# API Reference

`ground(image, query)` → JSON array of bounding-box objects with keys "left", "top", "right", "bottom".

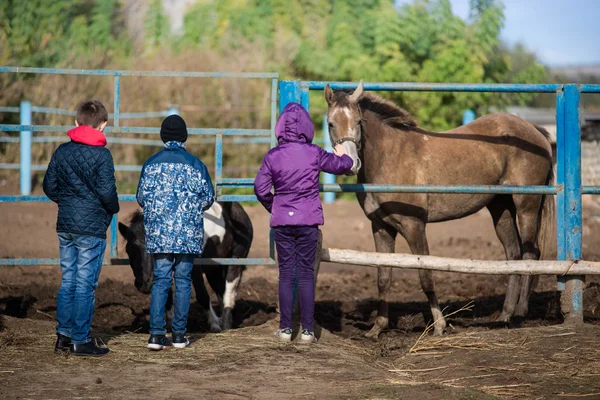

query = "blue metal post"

[
  {"left": 556, "top": 89, "right": 566, "bottom": 291},
  {"left": 19, "top": 101, "right": 32, "bottom": 196},
  {"left": 113, "top": 76, "right": 121, "bottom": 127},
  {"left": 167, "top": 105, "right": 179, "bottom": 116},
  {"left": 279, "top": 81, "right": 302, "bottom": 113},
  {"left": 462, "top": 109, "right": 475, "bottom": 125},
  {"left": 301, "top": 87, "right": 310, "bottom": 112},
  {"left": 110, "top": 75, "right": 121, "bottom": 260},
  {"left": 269, "top": 79, "right": 278, "bottom": 259},
  {"left": 323, "top": 115, "right": 336, "bottom": 204},
  {"left": 215, "top": 132, "right": 223, "bottom": 199},
  {"left": 562, "top": 84, "right": 584, "bottom": 323}
]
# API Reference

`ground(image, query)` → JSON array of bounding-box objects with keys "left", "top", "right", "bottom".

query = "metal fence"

[
  {"left": 0, "top": 67, "right": 279, "bottom": 266},
  {"left": 2, "top": 67, "right": 600, "bottom": 322},
  {"left": 274, "top": 80, "right": 600, "bottom": 323}
]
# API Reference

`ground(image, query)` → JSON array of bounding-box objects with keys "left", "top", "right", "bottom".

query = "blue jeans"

[
  {"left": 56, "top": 233, "right": 106, "bottom": 344},
  {"left": 149, "top": 254, "right": 194, "bottom": 335}
]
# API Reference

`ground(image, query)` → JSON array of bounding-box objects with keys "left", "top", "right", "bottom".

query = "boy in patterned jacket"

[{"left": 136, "top": 115, "right": 215, "bottom": 350}]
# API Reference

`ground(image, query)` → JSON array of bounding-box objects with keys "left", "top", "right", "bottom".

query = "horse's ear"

[
  {"left": 324, "top": 83, "right": 335, "bottom": 106},
  {"left": 118, "top": 222, "right": 134, "bottom": 241},
  {"left": 349, "top": 80, "right": 364, "bottom": 103}
]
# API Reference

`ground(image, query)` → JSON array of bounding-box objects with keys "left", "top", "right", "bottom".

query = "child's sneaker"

[
  {"left": 274, "top": 328, "right": 292, "bottom": 342},
  {"left": 172, "top": 333, "right": 190, "bottom": 349},
  {"left": 147, "top": 334, "right": 172, "bottom": 351},
  {"left": 300, "top": 329, "right": 317, "bottom": 344}
]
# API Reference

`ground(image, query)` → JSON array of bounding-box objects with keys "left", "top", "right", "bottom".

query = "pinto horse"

[
  {"left": 118, "top": 201, "right": 253, "bottom": 332},
  {"left": 325, "top": 81, "right": 555, "bottom": 338}
]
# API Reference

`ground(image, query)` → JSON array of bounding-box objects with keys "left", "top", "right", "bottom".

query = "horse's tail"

[{"left": 535, "top": 125, "right": 557, "bottom": 260}]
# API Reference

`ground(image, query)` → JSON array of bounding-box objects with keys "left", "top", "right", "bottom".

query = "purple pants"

[{"left": 274, "top": 225, "right": 319, "bottom": 332}]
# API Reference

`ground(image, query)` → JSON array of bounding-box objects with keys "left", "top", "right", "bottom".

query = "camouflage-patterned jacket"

[{"left": 136, "top": 141, "right": 215, "bottom": 254}]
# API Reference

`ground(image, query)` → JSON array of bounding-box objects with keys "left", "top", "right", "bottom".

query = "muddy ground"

[{"left": 1, "top": 199, "right": 600, "bottom": 399}]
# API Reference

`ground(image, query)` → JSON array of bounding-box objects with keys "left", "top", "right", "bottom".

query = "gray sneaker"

[
  {"left": 300, "top": 329, "right": 317, "bottom": 344},
  {"left": 274, "top": 328, "right": 292, "bottom": 342}
]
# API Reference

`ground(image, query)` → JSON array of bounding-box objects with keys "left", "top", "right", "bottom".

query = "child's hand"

[{"left": 333, "top": 144, "right": 348, "bottom": 157}]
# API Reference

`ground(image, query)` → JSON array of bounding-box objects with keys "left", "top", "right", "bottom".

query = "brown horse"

[{"left": 325, "top": 82, "right": 555, "bottom": 338}]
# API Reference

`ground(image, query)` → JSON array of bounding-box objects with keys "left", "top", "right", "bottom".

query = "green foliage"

[
  {"left": 0, "top": 0, "right": 130, "bottom": 68},
  {"left": 144, "top": 0, "right": 170, "bottom": 51},
  {"left": 173, "top": 0, "right": 546, "bottom": 129}
]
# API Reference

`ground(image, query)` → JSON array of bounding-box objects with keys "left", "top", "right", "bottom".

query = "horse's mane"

[
  {"left": 333, "top": 90, "right": 418, "bottom": 128},
  {"left": 128, "top": 210, "right": 146, "bottom": 238}
]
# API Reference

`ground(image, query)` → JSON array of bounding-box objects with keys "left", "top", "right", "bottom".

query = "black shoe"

[
  {"left": 172, "top": 333, "right": 190, "bottom": 349},
  {"left": 54, "top": 333, "right": 71, "bottom": 353},
  {"left": 147, "top": 334, "right": 172, "bottom": 351},
  {"left": 70, "top": 341, "right": 110, "bottom": 357}
]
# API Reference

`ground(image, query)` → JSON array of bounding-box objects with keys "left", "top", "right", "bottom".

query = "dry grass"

[{"left": 385, "top": 324, "right": 600, "bottom": 399}]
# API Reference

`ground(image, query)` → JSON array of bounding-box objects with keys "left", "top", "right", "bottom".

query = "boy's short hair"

[{"left": 76, "top": 100, "right": 108, "bottom": 129}]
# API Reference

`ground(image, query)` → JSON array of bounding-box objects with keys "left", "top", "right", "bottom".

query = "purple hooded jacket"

[{"left": 254, "top": 102, "right": 353, "bottom": 227}]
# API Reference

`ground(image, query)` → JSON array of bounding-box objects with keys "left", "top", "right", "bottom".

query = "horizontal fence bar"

[
  {"left": 320, "top": 184, "right": 561, "bottom": 194},
  {"left": 0, "top": 164, "right": 142, "bottom": 172},
  {"left": 0, "top": 125, "right": 272, "bottom": 136},
  {"left": 582, "top": 186, "right": 600, "bottom": 195},
  {"left": 303, "top": 81, "right": 565, "bottom": 93},
  {"left": 0, "top": 136, "right": 291, "bottom": 145},
  {"left": 322, "top": 248, "right": 600, "bottom": 275},
  {"left": 217, "top": 195, "right": 259, "bottom": 202},
  {"left": 0, "top": 257, "right": 276, "bottom": 266},
  {"left": 0, "top": 66, "right": 278, "bottom": 79},
  {"left": 219, "top": 178, "right": 256, "bottom": 185},
  {"left": 0, "top": 194, "right": 251, "bottom": 202},
  {"left": 0, "top": 106, "right": 180, "bottom": 119},
  {"left": 218, "top": 180, "right": 562, "bottom": 195},
  {"left": 579, "top": 84, "right": 600, "bottom": 93},
  {"left": 0, "top": 106, "right": 20, "bottom": 113}
]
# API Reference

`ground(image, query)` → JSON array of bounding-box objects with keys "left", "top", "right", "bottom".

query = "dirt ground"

[{"left": 1, "top": 199, "right": 600, "bottom": 399}]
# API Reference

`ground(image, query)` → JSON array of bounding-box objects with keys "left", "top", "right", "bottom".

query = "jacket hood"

[
  {"left": 275, "top": 102, "right": 314, "bottom": 144},
  {"left": 68, "top": 125, "right": 107, "bottom": 146}
]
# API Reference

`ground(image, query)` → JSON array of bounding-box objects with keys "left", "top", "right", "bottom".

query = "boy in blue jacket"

[
  {"left": 137, "top": 115, "right": 215, "bottom": 350},
  {"left": 43, "top": 100, "right": 119, "bottom": 357}
]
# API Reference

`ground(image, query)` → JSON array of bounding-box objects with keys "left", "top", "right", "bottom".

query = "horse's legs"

[
  {"left": 512, "top": 194, "right": 543, "bottom": 318},
  {"left": 365, "top": 220, "right": 397, "bottom": 340},
  {"left": 191, "top": 266, "right": 222, "bottom": 333},
  {"left": 401, "top": 219, "right": 446, "bottom": 336},
  {"left": 222, "top": 266, "right": 244, "bottom": 330},
  {"left": 487, "top": 196, "right": 522, "bottom": 322}
]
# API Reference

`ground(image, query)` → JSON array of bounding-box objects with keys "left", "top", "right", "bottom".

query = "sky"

[{"left": 395, "top": 0, "right": 600, "bottom": 67}]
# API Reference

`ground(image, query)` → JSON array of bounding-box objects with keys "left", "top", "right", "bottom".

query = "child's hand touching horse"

[{"left": 333, "top": 144, "right": 348, "bottom": 157}]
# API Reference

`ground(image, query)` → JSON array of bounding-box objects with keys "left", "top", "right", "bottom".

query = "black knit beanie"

[{"left": 160, "top": 115, "right": 188, "bottom": 143}]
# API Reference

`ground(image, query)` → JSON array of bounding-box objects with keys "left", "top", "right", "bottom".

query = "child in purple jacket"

[{"left": 254, "top": 102, "right": 353, "bottom": 343}]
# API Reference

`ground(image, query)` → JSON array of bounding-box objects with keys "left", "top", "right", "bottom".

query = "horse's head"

[
  {"left": 118, "top": 212, "right": 154, "bottom": 294},
  {"left": 324, "top": 80, "right": 364, "bottom": 175}
]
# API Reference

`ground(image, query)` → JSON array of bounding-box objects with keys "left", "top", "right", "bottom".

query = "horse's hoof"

[
  {"left": 222, "top": 308, "right": 233, "bottom": 331},
  {"left": 364, "top": 329, "right": 381, "bottom": 342},
  {"left": 513, "top": 306, "right": 529, "bottom": 319},
  {"left": 433, "top": 319, "right": 447, "bottom": 336},
  {"left": 210, "top": 324, "right": 222, "bottom": 333},
  {"left": 496, "top": 312, "right": 511, "bottom": 323}
]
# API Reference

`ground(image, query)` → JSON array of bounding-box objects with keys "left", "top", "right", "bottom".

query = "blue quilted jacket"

[
  {"left": 43, "top": 126, "right": 120, "bottom": 238},
  {"left": 136, "top": 141, "right": 215, "bottom": 254}
]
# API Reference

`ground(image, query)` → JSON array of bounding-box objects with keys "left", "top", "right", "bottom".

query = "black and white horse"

[{"left": 118, "top": 201, "right": 253, "bottom": 332}]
